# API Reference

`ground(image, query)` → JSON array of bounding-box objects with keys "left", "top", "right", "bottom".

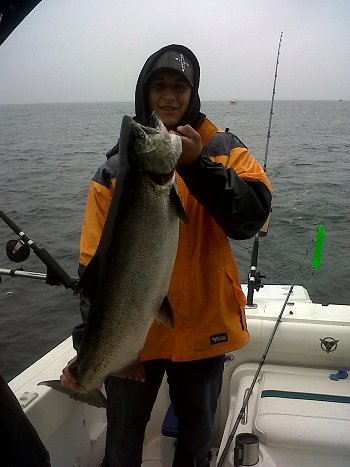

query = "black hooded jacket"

[
  {"left": 106, "top": 44, "right": 205, "bottom": 159},
  {"left": 106, "top": 44, "right": 272, "bottom": 240},
  {"left": 134, "top": 44, "right": 205, "bottom": 129}
]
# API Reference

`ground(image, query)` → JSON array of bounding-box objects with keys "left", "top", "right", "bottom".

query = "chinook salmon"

[{"left": 40, "top": 112, "right": 186, "bottom": 407}]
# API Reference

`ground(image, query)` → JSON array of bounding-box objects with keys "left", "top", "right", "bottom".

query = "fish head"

[{"left": 129, "top": 112, "right": 182, "bottom": 176}]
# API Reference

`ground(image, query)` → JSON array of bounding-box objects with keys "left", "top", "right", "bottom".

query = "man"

[
  {"left": 0, "top": 374, "right": 51, "bottom": 466},
  {"left": 62, "top": 44, "right": 272, "bottom": 466}
]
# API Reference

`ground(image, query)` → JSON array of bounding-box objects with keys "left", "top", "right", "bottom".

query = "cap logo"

[{"left": 174, "top": 53, "right": 190, "bottom": 72}]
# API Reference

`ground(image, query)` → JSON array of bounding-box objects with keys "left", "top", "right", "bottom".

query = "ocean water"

[{"left": 0, "top": 100, "right": 349, "bottom": 382}]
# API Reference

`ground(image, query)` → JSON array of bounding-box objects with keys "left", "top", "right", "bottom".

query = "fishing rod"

[
  {"left": 217, "top": 222, "right": 325, "bottom": 466},
  {"left": 0, "top": 210, "right": 77, "bottom": 290},
  {"left": 219, "top": 32, "right": 328, "bottom": 466},
  {"left": 246, "top": 31, "right": 283, "bottom": 307},
  {"left": 218, "top": 32, "right": 284, "bottom": 467},
  {"left": 263, "top": 31, "right": 283, "bottom": 172}
]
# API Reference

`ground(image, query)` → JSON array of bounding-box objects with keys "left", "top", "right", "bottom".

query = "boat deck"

[{"left": 8, "top": 284, "right": 350, "bottom": 466}]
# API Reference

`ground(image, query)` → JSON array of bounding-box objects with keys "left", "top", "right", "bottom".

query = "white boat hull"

[{"left": 9, "top": 285, "right": 350, "bottom": 466}]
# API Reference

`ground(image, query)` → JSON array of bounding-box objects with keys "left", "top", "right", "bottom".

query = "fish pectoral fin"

[
  {"left": 111, "top": 359, "right": 145, "bottom": 382},
  {"left": 156, "top": 296, "right": 175, "bottom": 329},
  {"left": 38, "top": 380, "right": 107, "bottom": 409},
  {"left": 170, "top": 186, "right": 188, "bottom": 224}
]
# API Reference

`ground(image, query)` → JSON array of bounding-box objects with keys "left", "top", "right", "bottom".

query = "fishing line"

[{"left": 217, "top": 229, "right": 320, "bottom": 467}]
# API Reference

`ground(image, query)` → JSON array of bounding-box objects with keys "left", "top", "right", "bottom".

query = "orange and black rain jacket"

[{"left": 73, "top": 116, "right": 272, "bottom": 361}]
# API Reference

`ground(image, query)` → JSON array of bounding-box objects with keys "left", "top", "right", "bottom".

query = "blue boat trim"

[{"left": 261, "top": 390, "right": 350, "bottom": 404}]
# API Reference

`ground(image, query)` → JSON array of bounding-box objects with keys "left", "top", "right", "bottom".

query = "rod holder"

[{"left": 234, "top": 433, "right": 259, "bottom": 466}]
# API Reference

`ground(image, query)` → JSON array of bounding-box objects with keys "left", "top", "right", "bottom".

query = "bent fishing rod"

[
  {"left": 0, "top": 210, "right": 77, "bottom": 290},
  {"left": 246, "top": 31, "right": 283, "bottom": 307}
]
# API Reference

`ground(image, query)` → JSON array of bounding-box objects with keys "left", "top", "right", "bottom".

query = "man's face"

[{"left": 147, "top": 70, "right": 192, "bottom": 130}]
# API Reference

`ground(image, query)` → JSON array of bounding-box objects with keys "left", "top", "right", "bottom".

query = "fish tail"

[{"left": 38, "top": 380, "right": 107, "bottom": 409}]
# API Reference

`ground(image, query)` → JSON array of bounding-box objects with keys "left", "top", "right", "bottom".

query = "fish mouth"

[
  {"left": 149, "top": 111, "right": 168, "bottom": 135},
  {"left": 150, "top": 111, "right": 162, "bottom": 129},
  {"left": 129, "top": 113, "right": 181, "bottom": 176}
]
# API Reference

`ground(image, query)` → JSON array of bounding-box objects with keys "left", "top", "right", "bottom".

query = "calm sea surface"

[{"left": 0, "top": 100, "right": 349, "bottom": 381}]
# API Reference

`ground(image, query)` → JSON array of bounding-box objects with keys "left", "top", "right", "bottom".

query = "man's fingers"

[
  {"left": 177, "top": 124, "right": 199, "bottom": 139},
  {"left": 60, "top": 371, "right": 85, "bottom": 392},
  {"left": 60, "top": 356, "right": 85, "bottom": 392}
]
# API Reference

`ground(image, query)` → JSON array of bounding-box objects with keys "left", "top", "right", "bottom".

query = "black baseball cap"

[{"left": 144, "top": 49, "right": 194, "bottom": 87}]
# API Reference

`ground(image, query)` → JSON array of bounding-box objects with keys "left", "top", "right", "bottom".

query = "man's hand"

[
  {"left": 60, "top": 357, "right": 85, "bottom": 392},
  {"left": 176, "top": 125, "right": 202, "bottom": 167}
]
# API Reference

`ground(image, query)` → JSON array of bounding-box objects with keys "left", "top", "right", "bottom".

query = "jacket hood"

[{"left": 134, "top": 44, "right": 205, "bottom": 129}]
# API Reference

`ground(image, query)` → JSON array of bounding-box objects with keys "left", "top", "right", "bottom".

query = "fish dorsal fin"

[
  {"left": 74, "top": 116, "right": 134, "bottom": 301},
  {"left": 156, "top": 296, "right": 175, "bottom": 329},
  {"left": 170, "top": 186, "right": 188, "bottom": 224}
]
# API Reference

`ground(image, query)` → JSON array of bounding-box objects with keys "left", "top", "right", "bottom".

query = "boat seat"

[
  {"left": 254, "top": 372, "right": 350, "bottom": 455},
  {"left": 162, "top": 403, "right": 178, "bottom": 438},
  {"left": 160, "top": 403, "right": 178, "bottom": 467}
]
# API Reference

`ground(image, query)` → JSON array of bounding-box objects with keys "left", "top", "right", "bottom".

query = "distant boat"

[{"left": 229, "top": 98, "right": 238, "bottom": 104}]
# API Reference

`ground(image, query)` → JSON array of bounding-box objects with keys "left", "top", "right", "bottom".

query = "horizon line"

[{"left": 0, "top": 98, "right": 348, "bottom": 106}]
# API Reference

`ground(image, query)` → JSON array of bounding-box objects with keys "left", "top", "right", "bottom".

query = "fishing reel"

[
  {"left": 6, "top": 239, "right": 30, "bottom": 263},
  {"left": 246, "top": 269, "right": 265, "bottom": 309},
  {"left": 0, "top": 210, "right": 77, "bottom": 290},
  {"left": 248, "top": 270, "right": 265, "bottom": 292},
  {"left": 246, "top": 235, "right": 266, "bottom": 308}
]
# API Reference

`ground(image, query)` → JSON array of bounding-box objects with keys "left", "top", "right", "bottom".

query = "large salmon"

[{"left": 40, "top": 113, "right": 186, "bottom": 407}]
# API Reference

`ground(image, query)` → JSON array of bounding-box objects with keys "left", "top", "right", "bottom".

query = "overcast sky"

[{"left": 0, "top": 0, "right": 349, "bottom": 104}]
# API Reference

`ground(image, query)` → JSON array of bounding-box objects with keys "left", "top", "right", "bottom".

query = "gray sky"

[{"left": 0, "top": 0, "right": 349, "bottom": 104}]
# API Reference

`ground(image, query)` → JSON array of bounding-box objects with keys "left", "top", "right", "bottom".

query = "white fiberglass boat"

[{"left": 8, "top": 283, "right": 350, "bottom": 467}]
